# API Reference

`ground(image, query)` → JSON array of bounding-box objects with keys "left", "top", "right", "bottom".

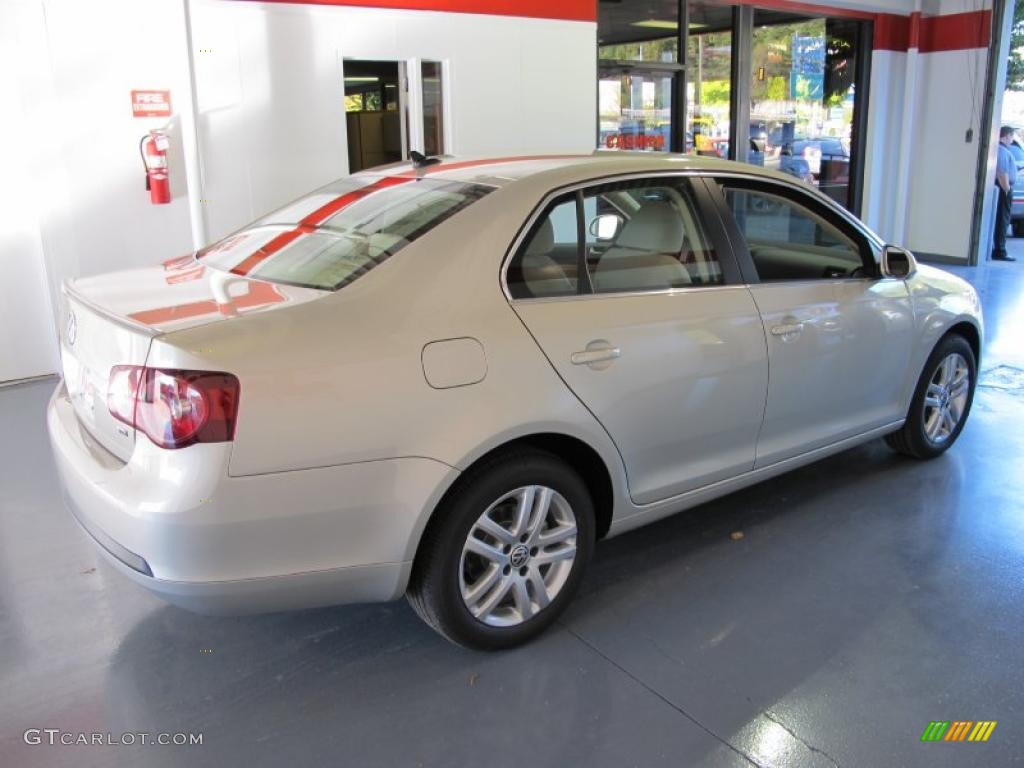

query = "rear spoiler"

[{"left": 62, "top": 281, "right": 160, "bottom": 338}]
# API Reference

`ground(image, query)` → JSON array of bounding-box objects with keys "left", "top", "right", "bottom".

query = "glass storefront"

[
  {"left": 598, "top": 0, "right": 682, "bottom": 152},
  {"left": 687, "top": 3, "right": 733, "bottom": 159},
  {"left": 599, "top": 68, "right": 676, "bottom": 151},
  {"left": 747, "top": 12, "right": 862, "bottom": 208},
  {"left": 597, "top": 1, "right": 871, "bottom": 213}
]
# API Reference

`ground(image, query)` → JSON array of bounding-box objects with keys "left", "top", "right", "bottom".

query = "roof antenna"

[{"left": 410, "top": 150, "right": 441, "bottom": 169}]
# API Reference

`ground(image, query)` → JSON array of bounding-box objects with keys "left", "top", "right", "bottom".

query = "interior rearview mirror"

[
  {"left": 589, "top": 214, "right": 623, "bottom": 241},
  {"left": 881, "top": 245, "right": 917, "bottom": 279}
]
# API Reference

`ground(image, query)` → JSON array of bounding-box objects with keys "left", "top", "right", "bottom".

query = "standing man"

[{"left": 993, "top": 125, "right": 1018, "bottom": 262}]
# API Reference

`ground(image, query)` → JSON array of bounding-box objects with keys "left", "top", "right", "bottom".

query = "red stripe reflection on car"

[
  {"left": 128, "top": 281, "right": 285, "bottom": 327},
  {"left": 228, "top": 155, "right": 581, "bottom": 276},
  {"left": 229, "top": 176, "right": 415, "bottom": 276}
]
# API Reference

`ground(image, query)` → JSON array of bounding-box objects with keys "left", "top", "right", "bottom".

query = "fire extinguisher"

[{"left": 139, "top": 130, "right": 171, "bottom": 204}]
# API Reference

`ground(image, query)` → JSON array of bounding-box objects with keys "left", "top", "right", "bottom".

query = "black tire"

[
  {"left": 1012, "top": 220, "right": 1024, "bottom": 238},
  {"left": 885, "top": 334, "right": 977, "bottom": 459},
  {"left": 407, "top": 448, "right": 595, "bottom": 650}
]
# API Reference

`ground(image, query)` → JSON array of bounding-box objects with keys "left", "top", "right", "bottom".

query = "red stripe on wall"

[
  {"left": 919, "top": 9, "right": 991, "bottom": 53},
  {"left": 236, "top": 0, "right": 594, "bottom": 22},
  {"left": 875, "top": 9, "right": 991, "bottom": 52},
  {"left": 908, "top": 11, "right": 922, "bottom": 50},
  {"left": 874, "top": 13, "right": 908, "bottom": 51}
]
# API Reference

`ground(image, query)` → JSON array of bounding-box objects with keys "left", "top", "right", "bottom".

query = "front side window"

[
  {"left": 721, "top": 184, "right": 868, "bottom": 281},
  {"left": 199, "top": 177, "right": 493, "bottom": 290},
  {"left": 507, "top": 178, "right": 721, "bottom": 299}
]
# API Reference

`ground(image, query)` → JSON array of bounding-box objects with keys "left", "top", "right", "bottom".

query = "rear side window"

[
  {"left": 199, "top": 177, "right": 493, "bottom": 290},
  {"left": 506, "top": 195, "right": 581, "bottom": 299},
  {"left": 588, "top": 181, "right": 720, "bottom": 294},
  {"left": 507, "top": 178, "right": 721, "bottom": 299}
]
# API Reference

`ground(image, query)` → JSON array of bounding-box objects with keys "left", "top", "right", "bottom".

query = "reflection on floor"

[{"left": 1, "top": 253, "right": 1023, "bottom": 768}]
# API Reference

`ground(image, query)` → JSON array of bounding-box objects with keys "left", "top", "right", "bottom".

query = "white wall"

[
  {"left": 190, "top": 0, "right": 597, "bottom": 241},
  {"left": 0, "top": 1, "right": 59, "bottom": 381},
  {"left": 903, "top": 44, "right": 990, "bottom": 257},
  {"left": 1, "top": 0, "right": 199, "bottom": 380},
  {"left": 861, "top": 0, "right": 1001, "bottom": 261},
  {"left": 862, "top": 49, "right": 907, "bottom": 241}
]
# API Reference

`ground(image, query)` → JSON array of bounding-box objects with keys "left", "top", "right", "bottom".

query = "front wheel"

[
  {"left": 407, "top": 449, "right": 595, "bottom": 649},
  {"left": 885, "top": 334, "right": 976, "bottom": 459}
]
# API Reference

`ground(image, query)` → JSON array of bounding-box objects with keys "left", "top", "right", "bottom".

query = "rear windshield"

[{"left": 198, "top": 176, "right": 494, "bottom": 290}]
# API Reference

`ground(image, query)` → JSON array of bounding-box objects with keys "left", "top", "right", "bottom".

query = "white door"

[
  {"left": 712, "top": 179, "right": 915, "bottom": 467},
  {"left": 508, "top": 177, "right": 769, "bottom": 505}
]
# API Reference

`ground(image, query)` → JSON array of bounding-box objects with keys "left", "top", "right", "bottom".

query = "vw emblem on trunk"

[{"left": 66, "top": 309, "right": 77, "bottom": 346}]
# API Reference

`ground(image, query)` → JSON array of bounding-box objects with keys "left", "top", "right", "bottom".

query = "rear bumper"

[{"left": 47, "top": 383, "right": 457, "bottom": 614}]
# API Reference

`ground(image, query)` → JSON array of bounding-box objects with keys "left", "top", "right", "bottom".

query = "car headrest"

[
  {"left": 593, "top": 252, "right": 692, "bottom": 292},
  {"left": 521, "top": 251, "right": 574, "bottom": 296},
  {"left": 614, "top": 202, "right": 685, "bottom": 254},
  {"left": 525, "top": 218, "right": 554, "bottom": 256}
]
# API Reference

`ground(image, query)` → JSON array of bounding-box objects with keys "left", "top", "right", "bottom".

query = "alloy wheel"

[
  {"left": 922, "top": 352, "right": 971, "bottom": 444},
  {"left": 459, "top": 485, "right": 578, "bottom": 627}
]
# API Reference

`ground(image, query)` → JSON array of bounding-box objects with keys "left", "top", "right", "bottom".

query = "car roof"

[{"left": 352, "top": 151, "right": 792, "bottom": 190}]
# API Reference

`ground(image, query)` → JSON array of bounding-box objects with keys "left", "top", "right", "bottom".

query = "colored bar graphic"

[
  {"left": 968, "top": 722, "right": 997, "bottom": 742},
  {"left": 921, "top": 720, "right": 997, "bottom": 742},
  {"left": 944, "top": 721, "right": 972, "bottom": 741}
]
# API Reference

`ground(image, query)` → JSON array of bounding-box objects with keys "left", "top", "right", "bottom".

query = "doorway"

[
  {"left": 344, "top": 60, "right": 407, "bottom": 173},
  {"left": 343, "top": 58, "right": 449, "bottom": 173}
]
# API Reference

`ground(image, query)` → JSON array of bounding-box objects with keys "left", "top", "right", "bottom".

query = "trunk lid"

[
  {"left": 60, "top": 257, "right": 325, "bottom": 460},
  {"left": 60, "top": 289, "right": 154, "bottom": 462}
]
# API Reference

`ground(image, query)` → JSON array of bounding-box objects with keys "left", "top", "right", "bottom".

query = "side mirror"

[
  {"left": 881, "top": 245, "right": 917, "bottom": 279},
  {"left": 589, "top": 214, "right": 623, "bottom": 242}
]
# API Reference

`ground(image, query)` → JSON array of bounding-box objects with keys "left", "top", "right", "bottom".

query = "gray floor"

[{"left": 2, "top": 255, "right": 1024, "bottom": 768}]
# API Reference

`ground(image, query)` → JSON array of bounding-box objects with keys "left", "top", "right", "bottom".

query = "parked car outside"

[
  {"left": 1007, "top": 140, "right": 1024, "bottom": 237},
  {"left": 48, "top": 152, "right": 983, "bottom": 649}
]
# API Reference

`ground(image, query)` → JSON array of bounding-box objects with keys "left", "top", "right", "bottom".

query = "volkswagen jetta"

[{"left": 48, "top": 153, "right": 982, "bottom": 648}]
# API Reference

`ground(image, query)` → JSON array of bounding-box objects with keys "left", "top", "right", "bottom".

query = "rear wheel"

[
  {"left": 1012, "top": 220, "right": 1024, "bottom": 238},
  {"left": 885, "top": 334, "right": 976, "bottom": 459},
  {"left": 407, "top": 449, "right": 594, "bottom": 649}
]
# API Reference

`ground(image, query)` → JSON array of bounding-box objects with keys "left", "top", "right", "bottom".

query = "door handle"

[
  {"left": 769, "top": 322, "right": 804, "bottom": 337},
  {"left": 571, "top": 341, "right": 620, "bottom": 369}
]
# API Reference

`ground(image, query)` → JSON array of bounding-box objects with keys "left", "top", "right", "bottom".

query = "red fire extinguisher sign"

[{"left": 131, "top": 90, "right": 172, "bottom": 118}]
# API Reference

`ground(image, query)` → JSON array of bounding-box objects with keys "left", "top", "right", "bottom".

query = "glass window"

[
  {"left": 199, "top": 178, "right": 493, "bottom": 291},
  {"left": 507, "top": 196, "right": 580, "bottom": 299},
  {"left": 747, "top": 14, "right": 861, "bottom": 208},
  {"left": 589, "top": 181, "right": 720, "bottom": 293},
  {"left": 598, "top": 0, "right": 679, "bottom": 62},
  {"left": 598, "top": 69, "right": 675, "bottom": 152},
  {"left": 687, "top": 3, "right": 733, "bottom": 159},
  {"left": 597, "top": 0, "right": 680, "bottom": 153},
  {"left": 421, "top": 61, "right": 444, "bottom": 156},
  {"left": 722, "top": 185, "right": 867, "bottom": 281},
  {"left": 508, "top": 180, "right": 721, "bottom": 299}
]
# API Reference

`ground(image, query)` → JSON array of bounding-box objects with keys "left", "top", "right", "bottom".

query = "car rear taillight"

[{"left": 108, "top": 366, "right": 240, "bottom": 449}]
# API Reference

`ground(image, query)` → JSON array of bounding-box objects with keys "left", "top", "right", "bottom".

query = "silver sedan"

[{"left": 48, "top": 153, "right": 982, "bottom": 648}]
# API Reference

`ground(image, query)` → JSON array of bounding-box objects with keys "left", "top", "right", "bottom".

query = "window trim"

[
  {"left": 703, "top": 174, "right": 883, "bottom": 285},
  {"left": 502, "top": 171, "right": 744, "bottom": 303}
]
